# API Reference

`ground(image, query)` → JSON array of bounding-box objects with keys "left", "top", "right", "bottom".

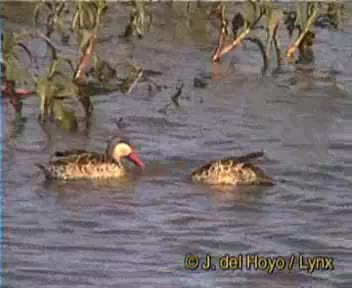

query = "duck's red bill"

[{"left": 128, "top": 151, "right": 145, "bottom": 169}]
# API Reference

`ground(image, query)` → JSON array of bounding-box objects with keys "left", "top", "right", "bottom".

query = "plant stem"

[
  {"left": 212, "top": 27, "right": 251, "bottom": 62},
  {"left": 286, "top": 5, "right": 320, "bottom": 60}
]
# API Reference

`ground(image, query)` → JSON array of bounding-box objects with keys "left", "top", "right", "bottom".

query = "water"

[{"left": 3, "top": 3, "right": 352, "bottom": 288}]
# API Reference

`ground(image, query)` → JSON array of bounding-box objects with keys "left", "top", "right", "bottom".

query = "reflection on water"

[{"left": 3, "top": 2, "right": 352, "bottom": 288}]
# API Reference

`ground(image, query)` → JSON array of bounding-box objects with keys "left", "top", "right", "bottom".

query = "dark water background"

[{"left": 2, "top": 2, "right": 352, "bottom": 288}]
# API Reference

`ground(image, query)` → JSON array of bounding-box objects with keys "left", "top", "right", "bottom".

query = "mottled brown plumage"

[
  {"left": 191, "top": 151, "right": 274, "bottom": 186},
  {"left": 36, "top": 138, "right": 144, "bottom": 180}
]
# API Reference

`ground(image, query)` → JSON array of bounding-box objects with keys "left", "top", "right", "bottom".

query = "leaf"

[
  {"left": 52, "top": 100, "right": 65, "bottom": 120},
  {"left": 266, "top": 7, "right": 283, "bottom": 33},
  {"left": 265, "top": 5, "right": 283, "bottom": 60},
  {"left": 55, "top": 2, "right": 66, "bottom": 17},
  {"left": 242, "top": 1, "right": 257, "bottom": 28},
  {"left": 126, "top": 0, "right": 151, "bottom": 38},
  {"left": 36, "top": 76, "right": 55, "bottom": 118},
  {"left": 52, "top": 101, "right": 78, "bottom": 132},
  {"left": 96, "top": 0, "right": 108, "bottom": 16},
  {"left": 48, "top": 57, "right": 75, "bottom": 79},
  {"left": 2, "top": 33, "right": 15, "bottom": 55},
  {"left": 92, "top": 58, "right": 116, "bottom": 83},
  {"left": 53, "top": 14, "right": 65, "bottom": 34},
  {"left": 286, "top": 3, "right": 320, "bottom": 60},
  {"left": 79, "top": 29, "right": 93, "bottom": 51},
  {"left": 16, "top": 42, "right": 33, "bottom": 64},
  {"left": 134, "top": 1, "right": 146, "bottom": 37},
  {"left": 71, "top": 10, "right": 79, "bottom": 31},
  {"left": 54, "top": 78, "right": 78, "bottom": 98},
  {"left": 78, "top": 3, "right": 96, "bottom": 30},
  {"left": 4, "top": 55, "right": 32, "bottom": 81},
  {"left": 296, "top": 2, "right": 308, "bottom": 30},
  {"left": 244, "top": 37, "right": 268, "bottom": 73},
  {"left": 33, "top": 1, "right": 47, "bottom": 26}
]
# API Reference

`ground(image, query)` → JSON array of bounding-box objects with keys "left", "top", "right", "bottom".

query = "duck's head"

[{"left": 105, "top": 137, "right": 145, "bottom": 169}]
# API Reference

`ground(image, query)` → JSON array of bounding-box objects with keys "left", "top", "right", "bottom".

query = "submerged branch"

[
  {"left": 171, "top": 81, "right": 184, "bottom": 108},
  {"left": 127, "top": 68, "right": 144, "bottom": 95}
]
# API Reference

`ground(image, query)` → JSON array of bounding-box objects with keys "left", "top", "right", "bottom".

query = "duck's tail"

[
  {"left": 257, "top": 173, "right": 275, "bottom": 186},
  {"left": 249, "top": 164, "right": 275, "bottom": 186},
  {"left": 35, "top": 164, "right": 50, "bottom": 179}
]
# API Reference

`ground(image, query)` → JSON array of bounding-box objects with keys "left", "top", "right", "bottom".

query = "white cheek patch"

[{"left": 113, "top": 143, "right": 132, "bottom": 158}]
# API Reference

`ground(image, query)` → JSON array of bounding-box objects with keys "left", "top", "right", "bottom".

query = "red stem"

[
  {"left": 2, "top": 86, "right": 33, "bottom": 98},
  {"left": 74, "top": 34, "right": 96, "bottom": 83}
]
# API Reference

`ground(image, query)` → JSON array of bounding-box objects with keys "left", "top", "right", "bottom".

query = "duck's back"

[
  {"left": 44, "top": 150, "right": 124, "bottom": 180},
  {"left": 191, "top": 152, "right": 274, "bottom": 186}
]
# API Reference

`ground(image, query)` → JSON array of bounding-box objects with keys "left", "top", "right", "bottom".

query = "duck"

[
  {"left": 191, "top": 151, "right": 274, "bottom": 186},
  {"left": 36, "top": 137, "right": 144, "bottom": 180}
]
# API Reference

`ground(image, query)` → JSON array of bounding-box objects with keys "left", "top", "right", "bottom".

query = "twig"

[
  {"left": 171, "top": 81, "right": 183, "bottom": 108},
  {"left": 158, "top": 80, "right": 184, "bottom": 114},
  {"left": 127, "top": 68, "right": 144, "bottom": 95}
]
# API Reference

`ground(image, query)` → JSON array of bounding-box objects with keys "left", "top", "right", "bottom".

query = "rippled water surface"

[{"left": 3, "top": 3, "right": 352, "bottom": 288}]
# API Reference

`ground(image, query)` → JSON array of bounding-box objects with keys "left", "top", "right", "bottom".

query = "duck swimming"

[
  {"left": 36, "top": 137, "right": 144, "bottom": 180},
  {"left": 191, "top": 151, "right": 274, "bottom": 186}
]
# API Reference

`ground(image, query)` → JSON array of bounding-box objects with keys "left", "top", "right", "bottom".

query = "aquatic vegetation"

[
  {"left": 1, "top": 31, "right": 57, "bottom": 114},
  {"left": 158, "top": 80, "right": 184, "bottom": 114},
  {"left": 2, "top": 0, "right": 157, "bottom": 126},
  {"left": 123, "top": 0, "right": 153, "bottom": 39},
  {"left": 211, "top": 1, "right": 268, "bottom": 68},
  {"left": 1, "top": 1, "right": 347, "bottom": 128},
  {"left": 211, "top": 1, "right": 344, "bottom": 69},
  {"left": 285, "top": 2, "right": 343, "bottom": 63}
]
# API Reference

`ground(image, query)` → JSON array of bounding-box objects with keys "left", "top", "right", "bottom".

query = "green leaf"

[
  {"left": 132, "top": 1, "right": 145, "bottom": 37},
  {"left": 242, "top": 1, "right": 257, "bottom": 27},
  {"left": 48, "top": 57, "right": 75, "bottom": 79},
  {"left": 266, "top": 7, "right": 283, "bottom": 33},
  {"left": 53, "top": 14, "right": 65, "bottom": 33},
  {"left": 4, "top": 55, "right": 32, "bottom": 81},
  {"left": 78, "top": 3, "right": 96, "bottom": 30},
  {"left": 79, "top": 29, "right": 93, "bottom": 50},
  {"left": 93, "top": 59, "right": 116, "bottom": 83},
  {"left": 265, "top": 5, "right": 283, "bottom": 59},
  {"left": 33, "top": 1, "right": 47, "bottom": 26},
  {"left": 296, "top": 2, "right": 308, "bottom": 29},
  {"left": 36, "top": 76, "right": 55, "bottom": 117},
  {"left": 52, "top": 101, "right": 78, "bottom": 131},
  {"left": 96, "top": 0, "right": 108, "bottom": 16},
  {"left": 54, "top": 78, "right": 78, "bottom": 98},
  {"left": 2, "top": 33, "right": 16, "bottom": 55}
]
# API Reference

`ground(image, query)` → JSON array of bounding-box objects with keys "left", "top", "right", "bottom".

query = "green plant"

[
  {"left": 211, "top": 2, "right": 268, "bottom": 72},
  {"left": 123, "top": 0, "right": 152, "bottom": 38},
  {"left": 1, "top": 31, "right": 57, "bottom": 114},
  {"left": 210, "top": 1, "right": 345, "bottom": 69},
  {"left": 31, "top": 0, "right": 109, "bottom": 126}
]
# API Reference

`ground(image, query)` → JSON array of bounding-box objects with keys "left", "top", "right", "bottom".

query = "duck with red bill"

[{"left": 36, "top": 138, "right": 145, "bottom": 180}]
